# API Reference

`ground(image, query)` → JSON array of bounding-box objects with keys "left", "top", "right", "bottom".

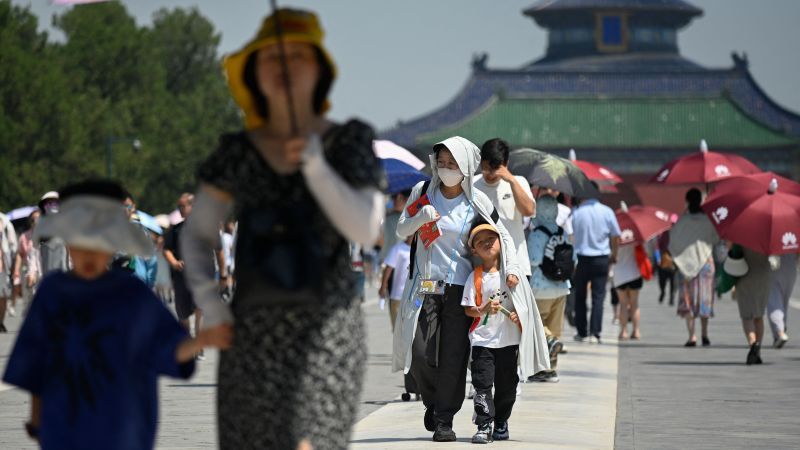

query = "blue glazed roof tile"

[{"left": 381, "top": 65, "right": 800, "bottom": 148}]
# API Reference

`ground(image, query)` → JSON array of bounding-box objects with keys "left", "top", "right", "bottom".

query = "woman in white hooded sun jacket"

[{"left": 391, "top": 136, "right": 550, "bottom": 440}]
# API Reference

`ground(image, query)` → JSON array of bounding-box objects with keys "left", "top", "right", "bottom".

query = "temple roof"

[
  {"left": 416, "top": 95, "right": 798, "bottom": 149},
  {"left": 380, "top": 60, "right": 800, "bottom": 151},
  {"left": 525, "top": 0, "right": 703, "bottom": 16}
]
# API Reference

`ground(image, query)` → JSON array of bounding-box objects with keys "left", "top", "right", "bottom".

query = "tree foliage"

[{"left": 0, "top": 0, "right": 240, "bottom": 213}]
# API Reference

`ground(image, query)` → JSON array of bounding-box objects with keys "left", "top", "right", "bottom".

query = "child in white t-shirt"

[
  {"left": 461, "top": 223, "right": 521, "bottom": 444},
  {"left": 380, "top": 236, "right": 413, "bottom": 331}
]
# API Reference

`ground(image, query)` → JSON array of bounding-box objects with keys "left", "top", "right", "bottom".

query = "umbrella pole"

[{"left": 268, "top": 0, "right": 299, "bottom": 136}]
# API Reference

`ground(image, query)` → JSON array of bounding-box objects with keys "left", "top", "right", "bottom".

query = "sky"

[{"left": 11, "top": 0, "right": 800, "bottom": 131}]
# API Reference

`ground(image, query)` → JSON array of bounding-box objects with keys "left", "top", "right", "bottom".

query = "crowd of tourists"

[{"left": 0, "top": 6, "right": 797, "bottom": 450}]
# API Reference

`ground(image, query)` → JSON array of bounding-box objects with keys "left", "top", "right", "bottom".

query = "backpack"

[{"left": 534, "top": 226, "right": 574, "bottom": 281}]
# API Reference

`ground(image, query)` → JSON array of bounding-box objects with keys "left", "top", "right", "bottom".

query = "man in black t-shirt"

[{"left": 164, "top": 194, "right": 204, "bottom": 358}]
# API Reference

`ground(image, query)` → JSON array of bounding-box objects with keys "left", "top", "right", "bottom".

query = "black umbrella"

[
  {"left": 508, "top": 148, "right": 599, "bottom": 198},
  {"left": 269, "top": 0, "right": 299, "bottom": 136}
]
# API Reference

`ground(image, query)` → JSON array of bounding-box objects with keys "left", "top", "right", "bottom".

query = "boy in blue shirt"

[{"left": 2, "top": 180, "right": 232, "bottom": 450}]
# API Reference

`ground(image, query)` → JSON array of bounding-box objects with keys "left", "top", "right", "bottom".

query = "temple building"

[{"left": 380, "top": 0, "right": 800, "bottom": 210}]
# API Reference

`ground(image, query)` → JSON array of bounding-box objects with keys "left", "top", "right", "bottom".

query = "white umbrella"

[
  {"left": 373, "top": 140, "right": 426, "bottom": 170},
  {"left": 6, "top": 206, "right": 37, "bottom": 221}
]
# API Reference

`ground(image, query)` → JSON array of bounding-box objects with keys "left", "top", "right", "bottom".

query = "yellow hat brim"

[{"left": 223, "top": 34, "right": 337, "bottom": 130}]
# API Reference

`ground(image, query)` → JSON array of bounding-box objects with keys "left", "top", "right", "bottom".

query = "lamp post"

[{"left": 106, "top": 136, "right": 141, "bottom": 178}]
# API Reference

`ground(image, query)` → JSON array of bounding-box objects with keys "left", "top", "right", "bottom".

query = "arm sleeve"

[
  {"left": 2, "top": 282, "right": 49, "bottom": 393},
  {"left": 384, "top": 244, "right": 400, "bottom": 269},
  {"left": 460, "top": 272, "right": 477, "bottom": 307},
  {"left": 608, "top": 209, "right": 622, "bottom": 237},
  {"left": 163, "top": 228, "right": 176, "bottom": 255},
  {"left": 180, "top": 188, "right": 235, "bottom": 328},
  {"left": 396, "top": 181, "right": 431, "bottom": 239},
  {"left": 300, "top": 133, "right": 384, "bottom": 246},
  {"left": 516, "top": 176, "right": 535, "bottom": 215},
  {"left": 477, "top": 191, "right": 521, "bottom": 278}
]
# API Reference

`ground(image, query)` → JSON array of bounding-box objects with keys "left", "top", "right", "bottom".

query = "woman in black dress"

[{"left": 181, "top": 8, "right": 384, "bottom": 450}]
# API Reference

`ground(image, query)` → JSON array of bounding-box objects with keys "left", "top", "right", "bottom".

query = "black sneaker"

[
  {"left": 424, "top": 408, "right": 435, "bottom": 432},
  {"left": 492, "top": 421, "right": 509, "bottom": 441},
  {"left": 471, "top": 423, "right": 493, "bottom": 444},
  {"left": 746, "top": 342, "right": 760, "bottom": 365},
  {"left": 529, "top": 371, "right": 559, "bottom": 383},
  {"left": 433, "top": 423, "right": 457, "bottom": 442}
]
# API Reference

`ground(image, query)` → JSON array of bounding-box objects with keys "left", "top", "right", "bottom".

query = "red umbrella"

[
  {"left": 615, "top": 202, "right": 674, "bottom": 245},
  {"left": 721, "top": 171, "right": 800, "bottom": 197},
  {"left": 568, "top": 149, "right": 623, "bottom": 190},
  {"left": 650, "top": 140, "right": 760, "bottom": 184},
  {"left": 702, "top": 176, "right": 800, "bottom": 255}
]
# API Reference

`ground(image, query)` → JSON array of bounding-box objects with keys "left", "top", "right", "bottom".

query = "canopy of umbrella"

[
  {"left": 508, "top": 148, "right": 599, "bottom": 198},
  {"left": 373, "top": 140, "right": 429, "bottom": 195},
  {"left": 646, "top": 139, "right": 800, "bottom": 255},
  {"left": 650, "top": 139, "right": 760, "bottom": 185},
  {"left": 615, "top": 202, "right": 674, "bottom": 246},
  {"left": 568, "top": 149, "right": 623, "bottom": 193},
  {"left": 702, "top": 174, "right": 800, "bottom": 255}
]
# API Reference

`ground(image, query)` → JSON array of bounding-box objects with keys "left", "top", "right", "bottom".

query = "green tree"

[{"left": 0, "top": 0, "right": 240, "bottom": 213}]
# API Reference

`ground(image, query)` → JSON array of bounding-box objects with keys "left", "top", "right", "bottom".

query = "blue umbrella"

[
  {"left": 381, "top": 158, "right": 430, "bottom": 194},
  {"left": 133, "top": 210, "right": 163, "bottom": 235}
]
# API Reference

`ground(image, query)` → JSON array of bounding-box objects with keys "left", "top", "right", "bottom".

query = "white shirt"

[
  {"left": 474, "top": 175, "right": 534, "bottom": 276},
  {"left": 461, "top": 270, "right": 521, "bottom": 348},
  {"left": 556, "top": 203, "right": 574, "bottom": 236},
  {"left": 221, "top": 232, "right": 234, "bottom": 270},
  {"left": 613, "top": 244, "right": 640, "bottom": 287},
  {"left": 428, "top": 190, "right": 475, "bottom": 285},
  {"left": 384, "top": 241, "right": 411, "bottom": 300}
]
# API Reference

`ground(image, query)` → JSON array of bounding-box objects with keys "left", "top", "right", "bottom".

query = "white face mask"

[{"left": 438, "top": 168, "right": 464, "bottom": 187}]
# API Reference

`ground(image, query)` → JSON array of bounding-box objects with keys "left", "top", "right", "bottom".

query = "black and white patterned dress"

[{"left": 197, "top": 120, "right": 383, "bottom": 450}]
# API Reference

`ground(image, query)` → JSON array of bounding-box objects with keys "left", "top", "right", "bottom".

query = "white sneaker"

[
  {"left": 516, "top": 381, "right": 523, "bottom": 397},
  {"left": 774, "top": 334, "right": 789, "bottom": 349},
  {"left": 7, "top": 304, "right": 16, "bottom": 317}
]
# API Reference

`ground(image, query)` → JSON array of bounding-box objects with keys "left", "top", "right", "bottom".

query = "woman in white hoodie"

[{"left": 392, "top": 136, "right": 550, "bottom": 442}]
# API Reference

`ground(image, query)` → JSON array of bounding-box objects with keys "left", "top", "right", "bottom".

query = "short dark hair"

[
  {"left": 60, "top": 180, "right": 127, "bottom": 202},
  {"left": 686, "top": 188, "right": 703, "bottom": 213},
  {"left": 243, "top": 46, "right": 334, "bottom": 120},
  {"left": 480, "top": 138, "right": 510, "bottom": 169}
]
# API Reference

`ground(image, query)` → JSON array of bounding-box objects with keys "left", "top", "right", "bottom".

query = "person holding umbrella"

[
  {"left": 669, "top": 188, "right": 719, "bottom": 347},
  {"left": 701, "top": 175, "right": 800, "bottom": 362},
  {"left": 180, "top": 8, "right": 385, "bottom": 450}
]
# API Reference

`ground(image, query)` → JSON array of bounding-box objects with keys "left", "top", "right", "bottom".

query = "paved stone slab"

[
  {"left": 614, "top": 280, "right": 800, "bottom": 450},
  {"left": 350, "top": 336, "right": 619, "bottom": 449}
]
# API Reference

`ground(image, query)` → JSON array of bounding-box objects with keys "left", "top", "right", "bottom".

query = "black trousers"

[
  {"left": 657, "top": 266, "right": 676, "bottom": 304},
  {"left": 409, "top": 284, "right": 471, "bottom": 426},
  {"left": 471, "top": 345, "right": 519, "bottom": 426},
  {"left": 574, "top": 255, "right": 610, "bottom": 337}
]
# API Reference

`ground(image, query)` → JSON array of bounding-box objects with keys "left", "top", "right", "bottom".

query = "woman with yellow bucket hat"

[{"left": 180, "top": 8, "right": 385, "bottom": 449}]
